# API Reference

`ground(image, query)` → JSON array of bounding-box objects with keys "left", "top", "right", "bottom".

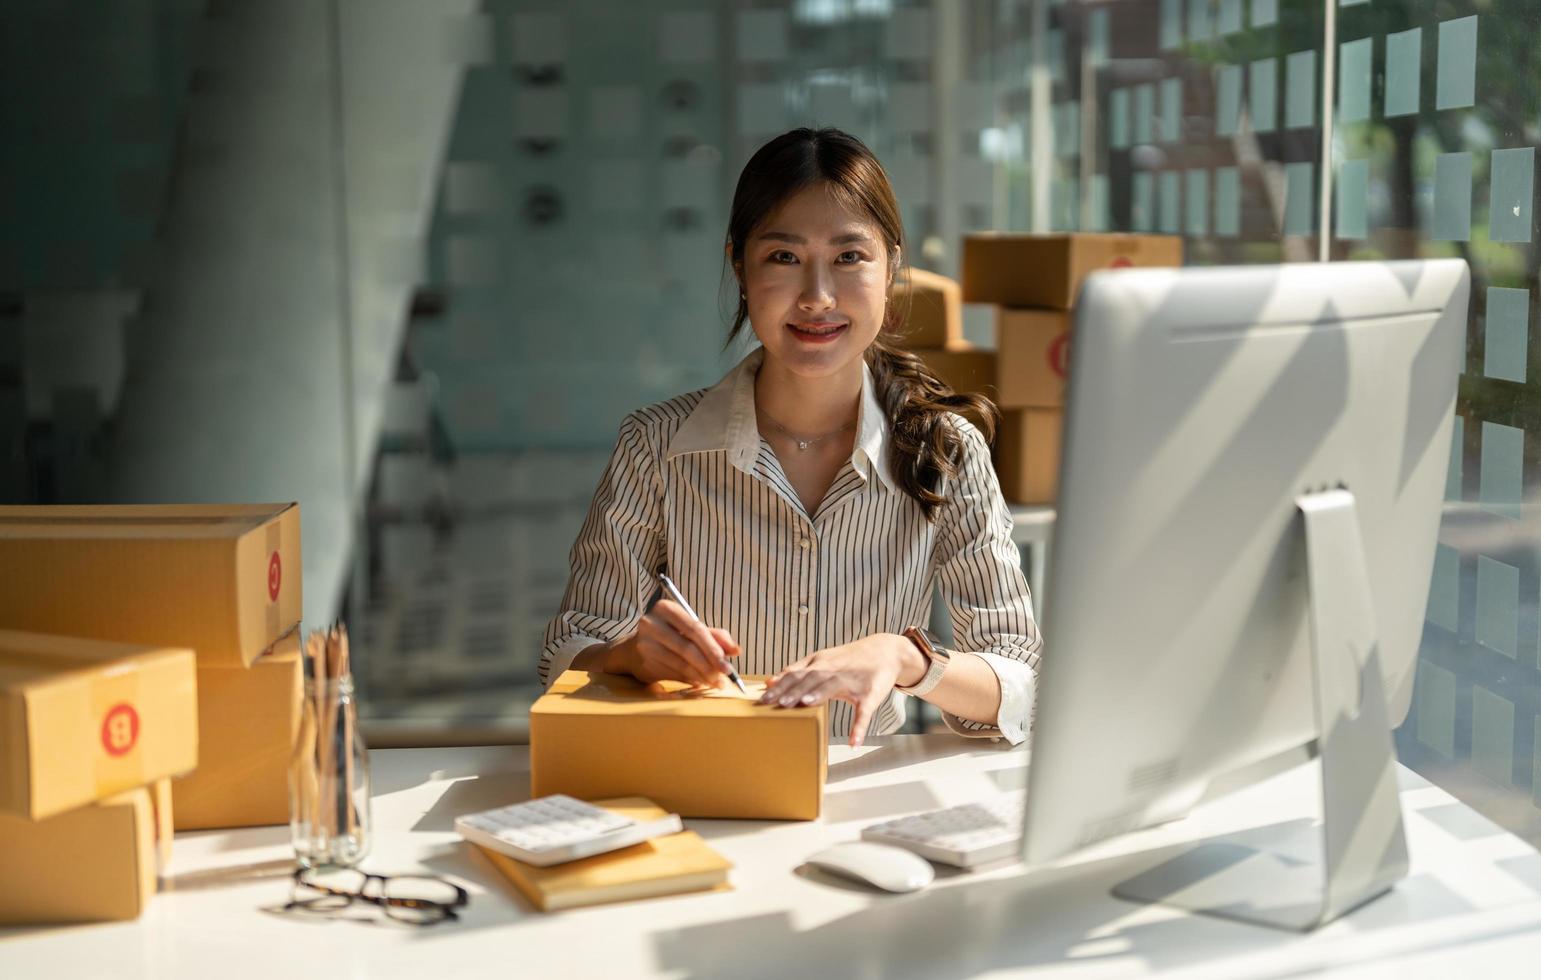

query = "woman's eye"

[
  {"left": 769, "top": 250, "right": 797, "bottom": 264},
  {"left": 836, "top": 251, "right": 864, "bottom": 264}
]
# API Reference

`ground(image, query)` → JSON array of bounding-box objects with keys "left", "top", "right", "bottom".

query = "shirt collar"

[
  {"left": 665, "top": 347, "right": 897, "bottom": 493},
  {"left": 853, "top": 360, "right": 896, "bottom": 492}
]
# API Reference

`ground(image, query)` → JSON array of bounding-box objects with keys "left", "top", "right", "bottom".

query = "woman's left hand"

[{"left": 761, "top": 633, "right": 922, "bottom": 747}]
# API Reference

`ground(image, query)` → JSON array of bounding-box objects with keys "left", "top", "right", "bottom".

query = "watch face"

[{"left": 912, "top": 628, "right": 950, "bottom": 662}]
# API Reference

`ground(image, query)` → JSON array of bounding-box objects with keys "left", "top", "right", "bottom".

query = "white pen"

[{"left": 657, "top": 571, "right": 747, "bottom": 693}]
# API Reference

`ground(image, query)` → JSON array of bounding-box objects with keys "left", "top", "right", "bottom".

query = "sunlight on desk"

[{"left": 4, "top": 736, "right": 1541, "bottom": 979}]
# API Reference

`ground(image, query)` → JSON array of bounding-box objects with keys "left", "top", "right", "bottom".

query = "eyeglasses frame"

[{"left": 284, "top": 866, "right": 470, "bottom": 925}]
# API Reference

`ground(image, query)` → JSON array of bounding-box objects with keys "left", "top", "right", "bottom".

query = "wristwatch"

[{"left": 897, "top": 626, "right": 952, "bottom": 698}]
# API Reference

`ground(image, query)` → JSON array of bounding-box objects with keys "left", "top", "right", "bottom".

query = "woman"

[{"left": 540, "top": 128, "right": 1041, "bottom": 748}]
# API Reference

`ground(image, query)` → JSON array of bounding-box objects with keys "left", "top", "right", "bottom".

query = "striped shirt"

[{"left": 540, "top": 348, "right": 1042, "bottom": 744}]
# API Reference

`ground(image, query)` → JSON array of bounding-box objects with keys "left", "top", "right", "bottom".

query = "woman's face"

[{"left": 740, "top": 183, "right": 895, "bottom": 382}]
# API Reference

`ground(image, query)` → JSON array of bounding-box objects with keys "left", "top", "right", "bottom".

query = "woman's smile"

[{"left": 788, "top": 319, "right": 850, "bottom": 344}]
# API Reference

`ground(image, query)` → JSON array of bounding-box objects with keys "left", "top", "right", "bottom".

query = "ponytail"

[{"left": 866, "top": 333, "right": 998, "bottom": 522}]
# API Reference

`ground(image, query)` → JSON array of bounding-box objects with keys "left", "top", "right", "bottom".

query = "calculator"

[
  {"left": 860, "top": 793, "right": 1027, "bottom": 868},
  {"left": 455, "top": 795, "right": 683, "bottom": 867}
]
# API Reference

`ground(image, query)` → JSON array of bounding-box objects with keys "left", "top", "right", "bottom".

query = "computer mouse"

[{"left": 805, "top": 842, "right": 935, "bottom": 893}]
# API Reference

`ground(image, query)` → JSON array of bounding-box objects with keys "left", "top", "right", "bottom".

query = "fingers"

[
  {"left": 764, "top": 673, "right": 818, "bottom": 707},
  {"left": 709, "top": 628, "right": 741, "bottom": 659},
  {"left": 651, "top": 601, "right": 730, "bottom": 672},
  {"left": 638, "top": 620, "right": 715, "bottom": 686},
  {"left": 758, "top": 666, "right": 885, "bottom": 748},
  {"left": 644, "top": 601, "right": 728, "bottom": 684},
  {"left": 644, "top": 641, "right": 717, "bottom": 687},
  {"left": 850, "top": 694, "right": 883, "bottom": 748},
  {"left": 762, "top": 670, "right": 837, "bottom": 708}
]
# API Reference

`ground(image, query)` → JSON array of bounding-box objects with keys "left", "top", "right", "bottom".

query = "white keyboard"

[
  {"left": 861, "top": 794, "right": 1026, "bottom": 868},
  {"left": 455, "top": 795, "right": 682, "bottom": 867}
]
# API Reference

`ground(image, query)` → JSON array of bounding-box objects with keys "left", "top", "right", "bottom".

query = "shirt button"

[
  {"left": 798, "top": 537, "right": 811, "bottom": 550},
  {"left": 797, "top": 603, "right": 810, "bottom": 615}
]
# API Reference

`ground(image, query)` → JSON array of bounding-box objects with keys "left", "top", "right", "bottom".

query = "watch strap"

[{"left": 897, "top": 627, "right": 949, "bottom": 697}]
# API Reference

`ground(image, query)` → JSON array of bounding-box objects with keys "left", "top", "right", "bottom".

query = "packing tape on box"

[{"left": 89, "top": 664, "right": 145, "bottom": 797}]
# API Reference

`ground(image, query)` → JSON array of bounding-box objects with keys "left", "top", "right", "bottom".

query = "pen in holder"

[{"left": 289, "top": 624, "right": 372, "bottom": 869}]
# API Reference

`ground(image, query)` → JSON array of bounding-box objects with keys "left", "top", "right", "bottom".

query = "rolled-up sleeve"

[
  {"left": 539, "top": 415, "right": 666, "bottom": 688},
  {"left": 930, "top": 417, "right": 1044, "bottom": 745}
]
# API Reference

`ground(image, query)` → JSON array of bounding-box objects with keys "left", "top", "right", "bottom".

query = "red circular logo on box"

[
  {"left": 1109, "top": 256, "right": 1134, "bottom": 269},
  {"left": 1047, "top": 333, "right": 1071, "bottom": 379},
  {"left": 268, "top": 551, "right": 282, "bottom": 601},
  {"left": 102, "top": 704, "right": 139, "bottom": 757}
]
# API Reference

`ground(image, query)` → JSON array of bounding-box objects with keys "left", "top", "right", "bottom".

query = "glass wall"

[
  {"left": 1328, "top": 0, "right": 1541, "bottom": 843},
  {"left": 354, "top": 0, "right": 1541, "bottom": 843},
  {"left": 6, "top": 0, "right": 1541, "bottom": 845},
  {"left": 981, "top": 0, "right": 1325, "bottom": 258}
]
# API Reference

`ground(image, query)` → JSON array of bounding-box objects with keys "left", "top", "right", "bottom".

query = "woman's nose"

[{"left": 798, "top": 267, "right": 835, "bottom": 311}]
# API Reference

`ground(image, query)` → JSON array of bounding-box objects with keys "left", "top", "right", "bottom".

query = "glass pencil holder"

[{"left": 289, "top": 674, "right": 372, "bottom": 869}]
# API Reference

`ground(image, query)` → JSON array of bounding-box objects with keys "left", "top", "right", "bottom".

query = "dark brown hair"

[{"left": 725, "top": 127, "right": 998, "bottom": 521}]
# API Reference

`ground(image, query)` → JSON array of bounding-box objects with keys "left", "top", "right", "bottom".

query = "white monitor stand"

[{"left": 1113, "top": 489, "right": 1409, "bottom": 931}]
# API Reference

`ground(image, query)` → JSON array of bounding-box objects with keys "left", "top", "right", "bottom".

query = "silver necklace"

[{"left": 759, "top": 407, "right": 857, "bottom": 452}]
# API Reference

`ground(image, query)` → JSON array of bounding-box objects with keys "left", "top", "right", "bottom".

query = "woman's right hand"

[{"left": 607, "top": 600, "right": 741, "bottom": 688}]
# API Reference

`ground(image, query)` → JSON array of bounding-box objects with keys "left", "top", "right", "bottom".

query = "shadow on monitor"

[{"left": 1021, "top": 259, "right": 1471, "bottom": 931}]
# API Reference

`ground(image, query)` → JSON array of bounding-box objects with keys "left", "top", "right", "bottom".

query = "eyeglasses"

[{"left": 283, "top": 867, "right": 469, "bottom": 926}]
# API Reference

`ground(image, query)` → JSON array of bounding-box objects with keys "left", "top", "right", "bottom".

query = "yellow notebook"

[{"left": 477, "top": 797, "right": 731, "bottom": 912}]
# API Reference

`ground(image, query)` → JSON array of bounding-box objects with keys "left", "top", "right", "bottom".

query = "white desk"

[{"left": 5, "top": 736, "right": 1541, "bottom": 978}]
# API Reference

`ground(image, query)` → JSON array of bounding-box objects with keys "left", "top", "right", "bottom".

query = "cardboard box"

[
  {"left": 0, "top": 503, "right": 302, "bottom": 667},
  {"left": 893, "top": 267, "right": 966, "bottom": 349},
  {"left": 995, "top": 409, "right": 1063, "bottom": 505},
  {"left": 0, "top": 786, "right": 157, "bottom": 923},
  {"left": 962, "top": 233, "right": 1184, "bottom": 308},
  {"left": 916, "top": 349, "right": 999, "bottom": 432},
  {"left": 531, "top": 671, "right": 828, "bottom": 820},
  {"left": 917, "top": 348, "right": 997, "bottom": 399},
  {"left": 0, "top": 629, "right": 198, "bottom": 820},
  {"left": 996, "top": 308, "right": 1071, "bottom": 408},
  {"left": 172, "top": 630, "right": 302, "bottom": 830}
]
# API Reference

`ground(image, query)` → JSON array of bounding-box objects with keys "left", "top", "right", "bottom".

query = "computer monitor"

[{"left": 1020, "top": 259, "right": 1470, "bottom": 930}]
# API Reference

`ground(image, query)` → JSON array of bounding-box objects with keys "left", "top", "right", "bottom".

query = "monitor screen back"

[{"left": 1022, "top": 260, "right": 1469, "bottom": 864}]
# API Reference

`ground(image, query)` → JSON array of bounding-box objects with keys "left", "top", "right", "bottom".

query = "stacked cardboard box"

[
  {"left": 0, "top": 504, "right": 305, "bottom": 921},
  {"left": 962, "top": 234, "right": 1184, "bottom": 504},
  {"left": 890, "top": 267, "right": 996, "bottom": 431},
  {"left": 0, "top": 630, "right": 197, "bottom": 923},
  {"left": 0, "top": 504, "right": 302, "bottom": 667},
  {"left": 173, "top": 627, "right": 303, "bottom": 830}
]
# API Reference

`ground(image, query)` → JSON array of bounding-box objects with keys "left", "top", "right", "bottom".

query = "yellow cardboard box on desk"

[
  {"left": 0, "top": 629, "right": 198, "bottom": 820},
  {"left": 531, "top": 671, "right": 827, "bottom": 820},
  {"left": 0, "top": 503, "right": 302, "bottom": 667},
  {"left": 0, "top": 783, "right": 172, "bottom": 923},
  {"left": 173, "top": 628, "right": 302, "bottom": 830}
]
